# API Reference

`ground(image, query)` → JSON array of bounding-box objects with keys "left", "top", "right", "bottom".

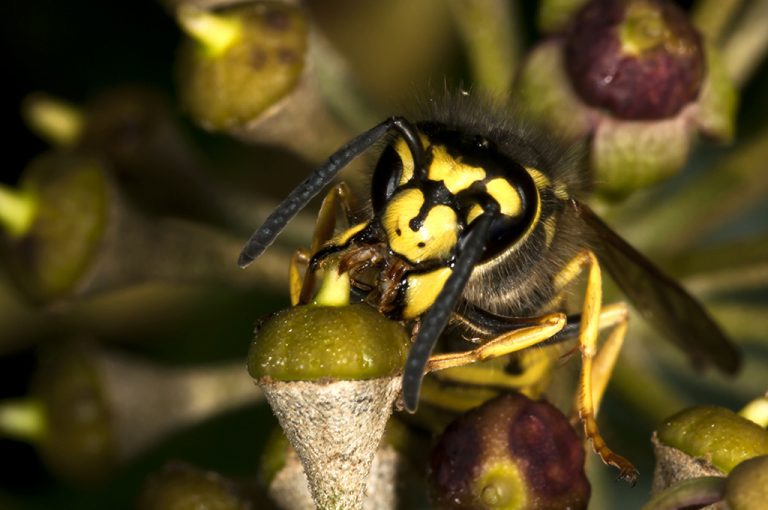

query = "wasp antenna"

[
  {"left": 238, "top": 117, "right": 424, "bottom": 267},
  {"left": 402, "top": 212, "right": 495, "bottom": 412}
]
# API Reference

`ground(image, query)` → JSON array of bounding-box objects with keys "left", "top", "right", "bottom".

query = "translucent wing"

[{"left": 572, "top": 200, "right": 740, "bottom": 374}]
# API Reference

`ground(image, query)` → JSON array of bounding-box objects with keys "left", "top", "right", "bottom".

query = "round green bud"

[
  {"left": 657, "top": 406, "right": 768, "bottom": 473},
  {"left": 247, "top": 303, "right": 410, "bottom": 381},
  {"left": 34, "top": 342, "right": 117, "bottom": 483},
  {"left": 139, "top": 462, "right": 250, "bottom": 510},
  {"left": 725, "top": 456, "right": 768, "bottom": 510},
  {"left": 177, "top": 2, "right": 308, "bottom": 131},
  {"left": 2, "top": 153, "right": 108, "bottom": 303}
]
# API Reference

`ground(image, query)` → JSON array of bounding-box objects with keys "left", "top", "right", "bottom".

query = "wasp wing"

[{"left": 572, "top": 200, "right": 740, "bottom": 374}]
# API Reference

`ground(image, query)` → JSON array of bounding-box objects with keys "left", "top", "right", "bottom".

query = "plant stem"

[
  {"left": 88, "top": 348, "right": 262, "bottom": 460},
  {"left": 721, "top": 0, "right": 768, "bottom": 85},
  {"left": 614, "top": 127, "right": 768, "bottom": 256},
  {"left": 692, "top": 0, "right": 744, "bottom": 43},
  {"left": 448, "top": 0, "right": 520, "bottom": 96}
]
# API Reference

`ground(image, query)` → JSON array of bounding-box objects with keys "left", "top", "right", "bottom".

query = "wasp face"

[
  {"left": 372, "top": 122, "right": 540, "bottom": 265},
  {"left": 316, "top": 121, "right": 542, "bottom": 321}
]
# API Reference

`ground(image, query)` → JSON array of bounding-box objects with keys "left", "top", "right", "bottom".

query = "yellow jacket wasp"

[{"left": 238, "top": 97, "right": 739, "bottom": 483}]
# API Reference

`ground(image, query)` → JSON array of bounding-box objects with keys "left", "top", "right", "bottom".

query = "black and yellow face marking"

[
  {"left": 372, "top": 121, "right": 541, "bottom": 267},
  {"left": 381, "top": 188, "right": 458, "bottom": 264}
]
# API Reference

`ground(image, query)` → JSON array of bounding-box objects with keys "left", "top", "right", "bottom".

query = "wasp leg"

[
  {"left": 571, "top": 250, "right": 638, "bottom": 485},
  {"left": 289, "top": 248, "right": 311, "bottom": 306},
  {"left": 426, "top": 313, "right": 567, "bottom": 372},
  {"left": 589, "top": 302, "right": 629, "bottom": 417},
  {"left": 296, "top": 183, "right": 355, "bottom": 304}
]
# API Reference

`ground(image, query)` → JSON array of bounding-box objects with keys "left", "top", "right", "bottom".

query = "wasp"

[{"left": 238, "top": 95, "right": 739, "bottom": 484}]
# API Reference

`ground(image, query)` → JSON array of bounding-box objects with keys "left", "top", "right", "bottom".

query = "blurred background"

[{"left": 1, "top": 0, "right": 767, "bottom": 508}]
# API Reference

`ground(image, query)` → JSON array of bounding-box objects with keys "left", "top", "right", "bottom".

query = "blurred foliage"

[{"left": 1, "top": 0, "right": 767, "bottom": 509}]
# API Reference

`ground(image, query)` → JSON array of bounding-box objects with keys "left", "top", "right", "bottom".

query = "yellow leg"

[
  {"left": 289, "top": 248, "right": 310, "bottom": 306},
  {"left": 295, "top": 183, "right": 353, "bottom": 304},
  {"left": 590, "top": 302, "right": 629, "bottom": 416},
  {"left": 426, "top": 313, "right": 567, "bottom": 372},
  {"left": 309, "top": 182, "right": 352, "bottom": 254},
  {"left": 574, "top": 251, "right": 638, "bottom": 485}
]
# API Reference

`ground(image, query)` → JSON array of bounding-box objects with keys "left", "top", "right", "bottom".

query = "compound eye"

[
  {"left": 482, "top": 214, "right": 527, "bottom": 260},
  {"left": 371, "top": 144, "right": 403, "bottom": 213}
]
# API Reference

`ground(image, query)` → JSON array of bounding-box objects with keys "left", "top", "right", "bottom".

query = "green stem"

[
  {"left": 0, "top": 399, "right": 47, "bottom": 442},
  {"left": 692, "top": 0, "right": 744, "bottom": 43},
  {"left": 641, "top": 476, "right": 725, "bottom": 510},
  {"left": 448, "top": 0, "right": 520, "bottom": 96},
  {"left": 721, "top": 0, "right": 768, "bottom": 85},
  {"left": 310, "top": 32, "right": 381, "bottom": 131},
  {"left": 614, "top": 128, "right": 768, "bottom": 256}
]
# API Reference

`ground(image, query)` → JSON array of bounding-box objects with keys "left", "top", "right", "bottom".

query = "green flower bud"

[
  {"left": 429, "top": 393, "right": 589, "bottom": 510},
  {"left": 177, "top": 2, "right": 308, "bottom": 131},
  {"left": 248, "top": 303, "right": 410, "bottom": 382},
  {"left": 1, "top": 341, "right": 259, "bottom": 484},
  {"left": 250, "top": 270, "right": 411, "bottom": 510},
  {"left": 33, "top": 342, "right": 117, "bottom": 483},
  {"left": 657, "top": 406, "right": 768, "bottom": 474},
  {"left": 139, "top": 462, "right": 251, "bottom": 510},
  {"left": 1, "top": 148, "right": 292, "bottom": 302},
  {"left": 1, "top": 153, "right": 108, "bottom": 303},
  {"left": 725, "top": 456, "right": 768, "bottom": 510}
]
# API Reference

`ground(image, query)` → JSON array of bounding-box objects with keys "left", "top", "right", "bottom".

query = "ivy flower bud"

[
  {"left": 565, "top": 0, "right": 705, "bottom": 120},
  {"left": 429, "top": 393, "right": 589, "bottom": 510},
  {"left": 3, "top": 341, "right": 258, "bottom": 483},
  {"left": 248, "top": 271, "right": 411, "bottom": 510},
  {"left": 517, "top": 0, "right": 737, "bottom": 197},
  {"left": 652, "top": 405, "right": 768, "bottom": 493},
  {"left": 176, "top": 3, "right": 307, "bottom": 131},
  {"left": 139, "top": 462, "right": 251, "bottom": 510},
  {"left": 725, "top": 456, "right": 768, "bottom": 510}
]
